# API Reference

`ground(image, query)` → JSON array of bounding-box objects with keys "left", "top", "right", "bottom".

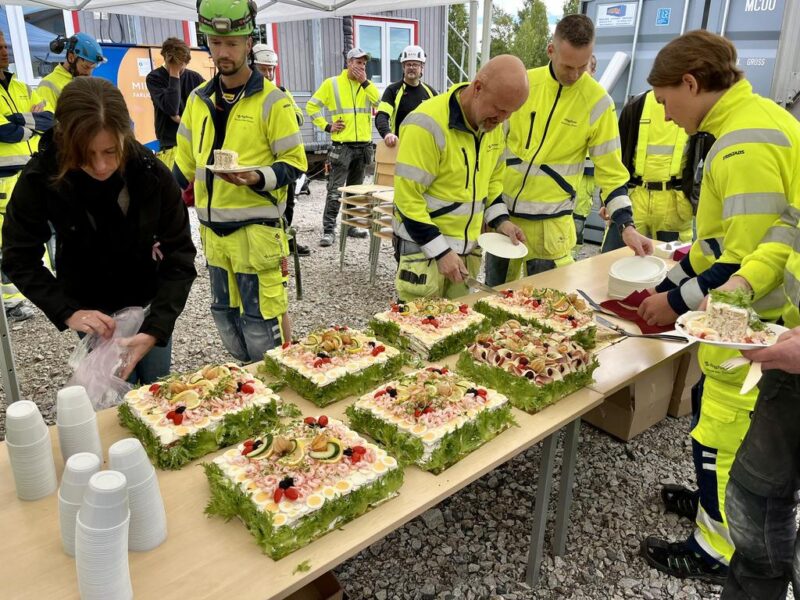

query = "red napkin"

[
  {"left": 672, "top": 245, "right": 691, "bottom": 262},
  {"left": 600, "top": 290, "right": 676, "bottom": 334}
]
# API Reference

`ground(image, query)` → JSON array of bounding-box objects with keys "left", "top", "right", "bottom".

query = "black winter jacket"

[{"left": 1, "top": 130, "right": 197, "bottom": 345}]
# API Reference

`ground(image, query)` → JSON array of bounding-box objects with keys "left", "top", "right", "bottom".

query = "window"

[
  {"left": 354, "top": 17, "right": 417, "bottom": 90},
  {"left": 1, "top": 4, "right": 73, "bottom": 84}
]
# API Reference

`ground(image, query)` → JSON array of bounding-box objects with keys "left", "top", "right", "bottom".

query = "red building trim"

[
  {"left": 271, "top": 23, "right": 281, "bottom": 87},
  {"left": 71, "top": 11, "right": 80, "bottom": 33},
  {"left": 182, "top": 21, "right": 192, "bottom": 46}
]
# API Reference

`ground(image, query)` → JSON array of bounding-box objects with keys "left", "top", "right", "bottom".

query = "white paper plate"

[
  {"left": 205, "top": 164, "right": 265, "bottom": 174},
  {"left": 478, "top": 232, "right": 528, "bottom": 259},
  {"left": 675, "top": 311, "right": 787, "bottom": 350},
  {"left": 609, "top": 256, "right": 666, "bottom": 282}
]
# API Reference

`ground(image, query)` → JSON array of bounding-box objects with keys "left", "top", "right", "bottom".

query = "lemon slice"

[
  {"left": 170, "top": 389, "right": 201, "bottom": 407},
  {"left": 306, "top": 494, "right": 324, "bottom": 509},
  {"left": 272, "top": 513, "right": 287, "bottom": 527}
]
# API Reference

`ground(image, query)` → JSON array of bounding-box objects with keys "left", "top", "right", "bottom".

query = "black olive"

[
  {"left": 316, "top": 352, "right": 329, "bottom": 358},
  {"left": 175, "top": 406, "right": 187, "bottom": 414},
  {"left": 236, "top": 381, "right": 243, "bottom": 392},
  {"left": 427, "top": 315, "right": 435, "bottom": 320},
  {"left": 368, "top": 341, "right": 376, "bottom": 348},
  {"left": 387, "top": 388, "right": 397, "bottom": 398},
  {"left": 466, "top": 387, "right": 478, "bottom": 395},
  {"left": 343, "top": 448, "right": 354, "bottom": 456},
  {"left": 252, "top": 440, "right": 263, "bottom": 449},
  {"left": 279, "top": 476, "right": 294, "bottom": 489}
]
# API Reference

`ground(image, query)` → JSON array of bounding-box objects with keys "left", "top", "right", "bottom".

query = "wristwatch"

[{"left": 618, "top": 221, "right": 636, "bottom": 234}]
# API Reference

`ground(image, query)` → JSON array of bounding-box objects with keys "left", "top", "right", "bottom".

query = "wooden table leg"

[
  {"left": 553, "top": 418, "right": 580, "bottom": 556},
  {"left": 525, "top": 431, "right": 558, "bottom": 587}
]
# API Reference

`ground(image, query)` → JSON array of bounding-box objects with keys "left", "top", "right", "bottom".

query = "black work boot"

[
  {"left": 661, "top": 484, "right": 700, "bottom": 520},
  {"left": 641, "top": 537, "right": 728, "bottom": 585}
]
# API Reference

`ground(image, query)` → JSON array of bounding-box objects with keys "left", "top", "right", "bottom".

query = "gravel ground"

[{"left": 0, "top": 179, "right": 760, "bottom": 599}]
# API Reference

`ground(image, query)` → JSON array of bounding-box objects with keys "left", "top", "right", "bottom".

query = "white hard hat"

[
  {"left": 400, "top": 45, "right": 426, "bottom": 64},
  {"left": 253, "top": 44, "right": 278, "bottom": 66}
]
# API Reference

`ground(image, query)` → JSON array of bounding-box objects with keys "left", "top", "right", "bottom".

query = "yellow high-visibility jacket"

[
  {"left": 656, "top": 79, "right": 793, "bottom": 320},
  {"left": 734, "top": 90, "right": 800, "bottom": 329},
  {"left": 503, "top": 64, "right": 632, "bottom": 259},
  {"left": 281, "top": 86, "right": 304, "bottom": 127},
  {"left": 36, "top": 64, "right": 73, "bottom": 112},
  {"left": 393, "top": 83, "right": 509, "bottom": 259},
  {"left": 174, "top": 71, "right": 307, "bottom": 231},
  {"left": 0, "top": 72, "right": 53, "bottom": 177},
  {"left": 307, "top": 70, "right": 379, "bottom": 143},
  {"left": 633, "top": 91, "right": 688, "bottom": 182}
]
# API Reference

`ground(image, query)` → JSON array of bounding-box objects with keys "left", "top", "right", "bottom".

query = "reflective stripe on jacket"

[
  {"left": 503, "top": 64, "right": 632, "bottom": 226},
  {"left": 393, "top": 83, "right": 508, "bottom": 259},
  {"left": 174, "top": 71, "right": 306, "bottom": 230},
  {"left": 307, "top": 70, "right": 379, "bottom": 143}
]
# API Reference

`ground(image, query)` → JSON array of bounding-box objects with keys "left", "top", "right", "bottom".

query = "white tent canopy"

[{"left": 12, "top": 0, "right": 467, "bottom": 23}]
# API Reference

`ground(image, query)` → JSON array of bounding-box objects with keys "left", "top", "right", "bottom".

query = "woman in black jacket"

[{"left": 2, "top": 77, "right": 197, "bottom": 383}]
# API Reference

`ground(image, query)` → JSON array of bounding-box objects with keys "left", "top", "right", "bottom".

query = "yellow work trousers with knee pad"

[
  {"left": 201, "top": 223, "right": 289, "bottom": 321},
  {"left": 395, "top": 252, "right": 481, "bottom": 302}
]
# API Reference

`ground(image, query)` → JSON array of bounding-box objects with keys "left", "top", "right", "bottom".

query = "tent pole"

[
  {"left": 480, "top": 0, "right": 491, "bottom": 66},
  {"left": 467, "top": 0, "right": 478, "bottom": 79}
]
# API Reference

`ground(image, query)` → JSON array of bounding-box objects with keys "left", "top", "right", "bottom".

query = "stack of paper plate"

[{"left": 608, "top": 256, "right": 667, "bottom": 299}]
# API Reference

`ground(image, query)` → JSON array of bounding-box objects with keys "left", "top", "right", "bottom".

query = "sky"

[{"left": 492, "top": 0, "right": 566, "bottom": 24}]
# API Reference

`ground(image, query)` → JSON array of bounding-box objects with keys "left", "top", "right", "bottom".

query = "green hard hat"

[{"left": 197, "top": 0, "right": 256, "bottom": 36}]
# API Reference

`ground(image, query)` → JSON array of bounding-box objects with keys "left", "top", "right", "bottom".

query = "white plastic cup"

[
  {"left": 59, "top": 452, "right": 101, "bottom": 504},
  {"left": 126, "top": 473, "right": 167, "bottom": 551},
  {"left": 5, "top": 401, "right": 48, "bottom": 445},
  {"left": 57, "top": 416, "right": 102, "bottom": 463},
  {"left": 108, "top": 438, "right": 153, "bottom": 486},
  {"left": 56, "top": 386, "right": 96, "bottom": 426},
  {"left": 78, "top": 471, "right": 129, "bottom": 530},
  {"left": 75, "top": 514, "right": 133, "bottom": 600},
  {"left": 5, "top": 434, "right": 58, "bottom": 501},
  {"left": 59, "top": 494, "right": 82, "bottom": 556}
]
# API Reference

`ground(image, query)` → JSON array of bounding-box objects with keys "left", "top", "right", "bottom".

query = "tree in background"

[
  {"left": 562, "top": 0, "right": 580, "bottom": 17},
  {"left": 511, "top": 0, "right": 550, "bottom": 69},
  {"left": 447, "top": 3, "right": 470, "bottom": 84},
  {"left": 490, "top": 5, "right": 516, "bottom": 58}
]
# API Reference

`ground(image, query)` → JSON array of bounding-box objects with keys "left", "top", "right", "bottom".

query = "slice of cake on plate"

[
  {"left": 203, "top": 416, "right": 403, "bottom": 559},
  {"left": 118, "top": 363, "right": 292, "bottom": 470},
  {"left": 263, "top": 326, "right": 406, "bottom": 407},
  {"left": 346, "top": 366, "right": 515, "bottom": 474},
  {"left": 456, "top": 320, "right": 598, "bottom": 414},
  {"left": 369, "top": 298, "right": 489, "bottom": 361},
  {"left": 474, "top": 287, "right": 596, "bottom": 348},
  {"left": 213, "top": 149, "right": 239, "bottom": 170},
  {"left": 683, "top": 289, "right": 775, "bottom": 344}
]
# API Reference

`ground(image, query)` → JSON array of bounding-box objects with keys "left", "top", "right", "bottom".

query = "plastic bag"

[{"left": 67, "top": 307, "right": 145, "bottom": 411}]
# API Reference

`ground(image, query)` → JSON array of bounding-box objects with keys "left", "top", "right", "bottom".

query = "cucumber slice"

[
  {"left": 248, "top": 433, "right": 274, "bottom": 459},
  {"left": 308, "top": 438, "right": 343, "bottom": 462}
]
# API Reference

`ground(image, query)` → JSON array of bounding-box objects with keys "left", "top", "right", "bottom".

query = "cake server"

[
  {"left": 465, "top": 277, "right": 504, "bottom": 296},
  {"left": 575, "top": 289, "right": 629, "bottom": 319},
  {"left": 594, "top": 315, "right": 689, "bottom": 343}
]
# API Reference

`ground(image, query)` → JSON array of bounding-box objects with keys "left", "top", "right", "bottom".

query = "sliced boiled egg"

[
  {"left": 253, "top": 491, "right": 271, "bottom": 504},
  {"left": 411, "top": 423, "right": 427, "bottom": 435},
  {"left": 372, "top": 460, "right": 387, "bottom": 474},
  {"left": 383, "top": 456, "right": 398, "bottom": 468},
  {"left": 272, "top": 513, "right": 287, "bottom": 527},
  {"left": 335, "top": 480, "right": 352, "bottom": 493},
  {"left": 306, "top": 494, "right": 324, "bottom": 509}
]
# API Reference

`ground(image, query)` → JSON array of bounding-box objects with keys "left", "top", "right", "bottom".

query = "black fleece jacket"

[{"left": 1, "top": 130, "right": 197, "bottom": 345}]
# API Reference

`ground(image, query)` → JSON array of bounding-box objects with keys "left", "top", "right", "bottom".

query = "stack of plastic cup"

[
  {"left": 109, "top": 438, "right": 167, "bottom": 551},
  {"left": 56, "top": 386, "right": 102, "bottom": 463},
  {"left": 5, "top": 400, "right": 57, "bottom": 501},
  {"left": 58, "top": 452, "right": 101, "bottom": 556},
  {"left": 75, "top": 471, "right": 133, "bottom": 600}
]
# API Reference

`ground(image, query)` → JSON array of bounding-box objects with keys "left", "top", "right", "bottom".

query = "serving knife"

[
  {"left": 466, "top": 277, "right": 504, "bottom": 296},
  {"left": 594, "top": 315, "right": 689, "bottom": 344}
]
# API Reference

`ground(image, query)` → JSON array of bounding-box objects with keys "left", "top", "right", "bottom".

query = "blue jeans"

[
  {"left": 722, "top": 369, "right": 800, "bottom": 598},
  {"left": 127, "top": 338, "right": 172, "bottom": 385},
  {"left": 484, "top": 253, "right": 557, "bottom": 287},
  {"left": 209, "top": 265, "right": 282, "bottom": 363}
]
